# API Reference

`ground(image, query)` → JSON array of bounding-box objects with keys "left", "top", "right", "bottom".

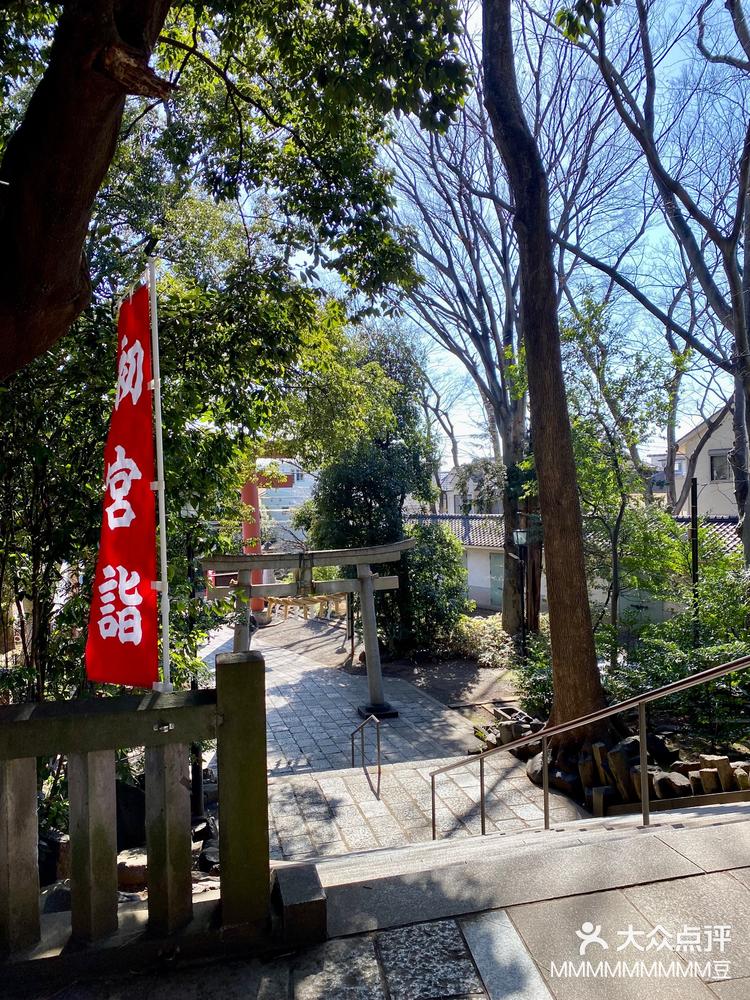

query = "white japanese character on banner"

[
  {"left": 97, "top": 565, "right": 143, "bottom": 644},
  {"left": 115, "top": 337, "right": 144, "bottom": 409},
  {"left": 104, "top": 445, "right": 142, "bottom": 529}
]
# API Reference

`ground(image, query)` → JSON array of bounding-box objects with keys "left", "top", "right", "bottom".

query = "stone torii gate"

[{"left": 203, "top": 537, "right": 416, "bottom": 718}]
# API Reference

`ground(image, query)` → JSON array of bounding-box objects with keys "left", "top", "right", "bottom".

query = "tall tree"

[
  {"left": 558, "top": 0, "right": 750, "bottom": 560},
  {"left": 482, "top": 0, "right": 607, "bottom": 733},
  {"left": 388, "top": 2, "right": 633, "bottom": 637}
]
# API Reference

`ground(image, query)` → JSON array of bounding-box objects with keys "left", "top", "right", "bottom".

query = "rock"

[
  {"left": 647, "top": 733, "right": 680, "bottom": 768},
  {"left": 192, "top": 814, "right": 219, "bottom": 843},
  {"left": 607, "top": 746, "right": 635, "bottom": 802},
  {"left": 630, "top": 765, "right": 658, "bottom": 800},
  {"left": 527, "top": 752, "right": 582, "bottom": 799},
  {"left": 671, "top": 760, "right": 701, "bottom": 778},
  {"left": 578, "top": 752, "right": 598, "bottom": 790},
  {"left": 115, "top": 779, "right": 146, "bottom": 850},
  {"left": 613, "top": 736, "right": 642, "bottom": 760},
  {"left": 199, "top": 838, "right": 220, "bottom": 873},
  {"left": 699, "top": 755, "right": 734, "bottom": 792},
  {"left": 689, "top": 771, "right": 704, "bottom": 795},
  {"left": 589, "top": 785, "right": 617, "bottom": 817},
  {"left": 736, "top": 767, "right": 750, "bottom": 790},
  {"left": 40, "top": 880, "right": 71, "bottom": 913},
  {"left": 117, "top": 849, "right": 147, "bottom": 890},
  {"left": 654, "top": 770, "right": 691, "bottom": 799},
  {"left": 592, "top": 743, "right": 611, "bottom": 785},
  {"left": 699, "top": 768, "right": 721, "bottom": 794}
]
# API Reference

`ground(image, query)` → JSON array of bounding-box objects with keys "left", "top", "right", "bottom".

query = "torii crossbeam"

[{"left": 202, "top": 538, "right": 416, "bottom": 718}]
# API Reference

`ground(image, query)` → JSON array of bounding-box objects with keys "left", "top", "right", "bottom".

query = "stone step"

[
  {"left": 308, "top": 800, "right": 750, "bottom": 888},
  {"left": 314, "top": 810, "right": 750, "bottom": 937}
]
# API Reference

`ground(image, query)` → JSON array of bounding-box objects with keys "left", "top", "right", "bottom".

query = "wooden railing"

[{"left": 0, "top": 650, "right": 270, "bottom": 959}]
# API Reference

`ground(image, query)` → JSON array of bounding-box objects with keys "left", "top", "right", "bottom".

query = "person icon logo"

[{"left": 576, "top": 922, "right": 609, "bottom": 956}]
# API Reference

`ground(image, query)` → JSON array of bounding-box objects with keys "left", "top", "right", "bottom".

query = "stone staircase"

[{"left": 301, "top": 803, "right": 750, "bottom": 937}]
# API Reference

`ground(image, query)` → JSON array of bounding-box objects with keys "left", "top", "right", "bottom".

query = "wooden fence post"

[
  {"left": 0, "top": 757, "right": 40, "bottom": 955},
  {"left": 68, "top": 749, "right": 118, "bottom": 942},
  {"left": 146, "top": 742, "right": 193, "bottom": 936},
  {"left": 216, "top": 649, "right": 269, "bottom": 932}
]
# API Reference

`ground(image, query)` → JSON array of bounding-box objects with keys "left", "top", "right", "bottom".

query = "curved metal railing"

[{"left": 430, "top": 651, "right": 750, "bottom": 839}]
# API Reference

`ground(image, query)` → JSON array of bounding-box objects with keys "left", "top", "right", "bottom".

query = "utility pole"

[{"left": 690, "top": 477, "right": 699, "bottom": 649}]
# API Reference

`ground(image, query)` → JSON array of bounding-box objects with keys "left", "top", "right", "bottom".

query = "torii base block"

[{"left": 358, "top": 702, "right": 398, "bottom": 720}]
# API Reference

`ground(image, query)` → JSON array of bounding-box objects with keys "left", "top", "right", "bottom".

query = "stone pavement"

[
  {"left": 266, "top": 755, "right": 584, "bottom": 861},
  {"left": 50, "top": 855, "right": 750, "bottom": 999},
  {"left": 201, "top": 625, "right": 478, "bottom": 775},
  {"left": 201, "top": 625, "right": 584, "bottom": 861}
]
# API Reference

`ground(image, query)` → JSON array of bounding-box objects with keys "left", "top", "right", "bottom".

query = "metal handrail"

[
  {"left": 351, "top": 713, "right": 382, "bottom": 786},
  {"left": 430, "top": 650, "right": 750, "bottom": 840}
]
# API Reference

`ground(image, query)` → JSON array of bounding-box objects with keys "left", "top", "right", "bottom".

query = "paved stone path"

[
  {"left": 201, "top": 625, "right": 478, "bottom": 775},
  {"left": 201, "top": 625, "right": 584, "bottom": 860}
]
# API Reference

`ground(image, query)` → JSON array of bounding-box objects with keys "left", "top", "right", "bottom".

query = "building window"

[
  {"left": 295, "top": 472, "right": 304, "bottom": 482},
  {"left": 674, "top": 458, "right": 686, "bottom": 476},
  {"left": 710, "top": 452, "right": 732, "bottom": 482}
]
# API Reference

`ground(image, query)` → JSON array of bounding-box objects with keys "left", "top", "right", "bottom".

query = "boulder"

[
  {"left": 647, "top": 733, "right": 680, "bottom": 768},
  {"left": 671, "top": 760, "right": 701, "bottom": 778},
  {"left": 588, "top": 785, "right": 617, "bottom": 817},
  {"left": 40, "top": 880, "right": 71, "bottom": 914},
  {"left": 117, "top": 849, "right": 147, "bottom": 890},
  {"left": 630, "top": 765, "right": 658, "bottom": 800},
  {"left": 199, "top": 838, "right": 220, "bottom": 873},
  {"left": 689, "top": 771, "right": 704, "bottom": 795},
  {"left": 699, "top": 768, "right": 721, "bottom": 794},
  {"left": 192, "top": 814, "right": 219, "bottom": 843},
  {"left": 526, "top": 752, "right": 581, "bottom": 798},
  {"left": 699, "top": 755, "right": 734, "bottom": 792},
  {"left": 654, "top": 770, "right": 691, "bottom": 799},
  {"left": 592, "top": 743, "right": 612, "bottom": 785},
  {"left": 578, "top": 752, "right": 598, "bottom": 790},
  {"left": 607, "top": 746, "right": 635, "bottom": 802},
  {"left": 736, "top": 767, "right": 750, "bottom": 790}
]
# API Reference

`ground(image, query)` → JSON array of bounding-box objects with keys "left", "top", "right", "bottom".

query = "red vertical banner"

[{"left": 85, "top": 285, "right": 158, "bottom": 687}]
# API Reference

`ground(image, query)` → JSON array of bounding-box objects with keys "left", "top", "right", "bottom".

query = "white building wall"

[
  {"left": 467, "top": 548, "right": 493, "bottom": 608},
  {"left": 686, "top": 416, "right": 737, "bottom": 517}
]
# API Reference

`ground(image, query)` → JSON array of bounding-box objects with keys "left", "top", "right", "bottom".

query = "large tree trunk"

[
  {"left": 482, "top": 0, "right": 606, "bottom": 734},
  {"left": 0, "top": 0, "right": 173, "bottom": 378}
]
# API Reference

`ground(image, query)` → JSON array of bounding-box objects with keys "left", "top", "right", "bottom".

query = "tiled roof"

[
  {"left": 410, "top": 513, "right": 742, "bottom": 557},
  {"left": 406, "top": 513, "right": 505, "bottom": 549},
  {"left": 675, "top": 515, "right": 742, "bottom": 555}
]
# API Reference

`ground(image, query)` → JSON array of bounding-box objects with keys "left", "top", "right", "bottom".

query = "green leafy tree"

[
  {"left": 0, "top": 0, "right": 468, "bottom": 375},
  {"left": 0, "top": 253, "right": 398, "bottom": 701}
]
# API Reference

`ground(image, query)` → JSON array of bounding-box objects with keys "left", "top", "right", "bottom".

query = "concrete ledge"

[{"left": 271, "top": 863, "right": 327, "bottom": 948}]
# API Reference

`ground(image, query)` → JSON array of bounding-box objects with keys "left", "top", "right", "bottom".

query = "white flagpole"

[{"left": 148, "top": 257, "right": 172, "bottom": 692}]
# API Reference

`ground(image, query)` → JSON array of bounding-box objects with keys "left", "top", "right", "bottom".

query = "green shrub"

[
  {"left": 450, "top": 613, "right": 517, "bottom": 670},
  {"left": 402, "top": 522, "right": 473, "bottom": 652},
  {"left": 513, "top": 625, "right": 553, "bottom": 719}
]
